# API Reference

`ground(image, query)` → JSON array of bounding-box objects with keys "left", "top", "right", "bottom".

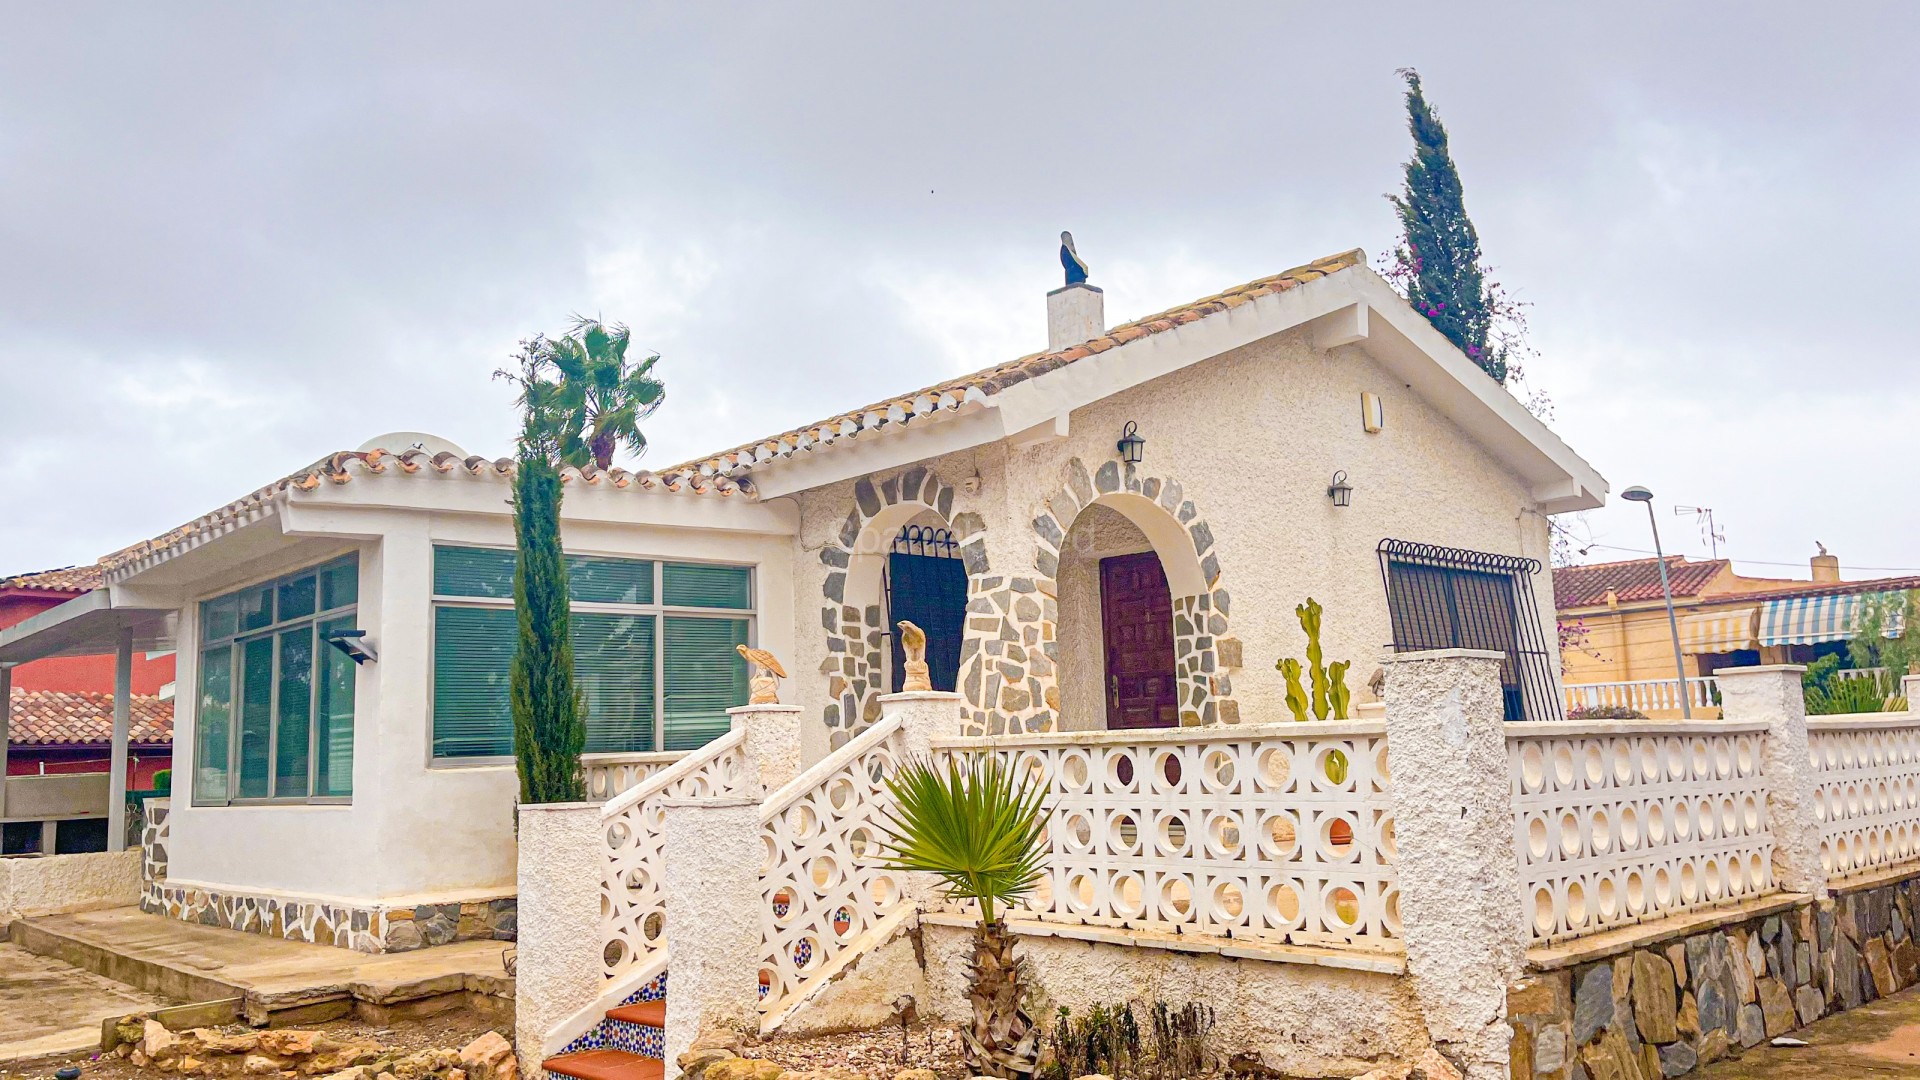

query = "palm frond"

[{"left": 877, "top": 754, "right": 1050, "bottom": 924}]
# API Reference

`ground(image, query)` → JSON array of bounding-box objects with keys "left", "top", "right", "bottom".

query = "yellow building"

[{"left": 1554, "top": 550, "right": 1918, "bottom": 717}]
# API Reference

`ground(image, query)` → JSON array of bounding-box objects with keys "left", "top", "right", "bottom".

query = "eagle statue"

[
  {"left": 896, "top": 620, "right": 933, "bottom": 692},
  {"left": 736, "top": 644, "right": 790, "bottom": 705},
  {"left": 1060, "top": 231, "right": 1089, "bottom": 286}
]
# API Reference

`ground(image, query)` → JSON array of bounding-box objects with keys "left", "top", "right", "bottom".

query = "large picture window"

[
  {"left": 194, "top": 557, "right": 358, "bottom": 805},
  {"left": 430, "top": 547, "right": 752, "bottom": 759}
]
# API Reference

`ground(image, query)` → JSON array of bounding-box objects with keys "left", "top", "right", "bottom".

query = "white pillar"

[
  {"left": 881, "top": 691, "right": 965, "bottom": 756},
  {"left": 1381, "top": 649, "right": 1524, "bottom": 1080},
  {"left": 1905, "top": 674, "right": 1920, "bottom": 717},
  {"left": 1717, "top": 665, "right": 1827, "bottom": 898},
  {"left": 661, "top": 796, "right": 763, "bottom": 1077},
  {"left": 109, "top": 627, "right": 133, "bottom": 851},
  {"left": 514, "top": 802, "right": 605, "bottom": 1069},
  {"left": 731, "top": 704, "right": 803, "bottom": 794},
  {"left": 0, "top": 663, "right": 12, "bottom": 818}
]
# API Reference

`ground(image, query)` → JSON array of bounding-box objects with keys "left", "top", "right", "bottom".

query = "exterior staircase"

[{"left": 542, "top": 974, "right": 668, "bottom": 1080}]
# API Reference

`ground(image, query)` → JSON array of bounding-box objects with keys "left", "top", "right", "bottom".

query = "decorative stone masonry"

[
  {"left": 141, "top": 798, "right": 170, "bottom": 886},
  {"left": 140, "top": 794, "right": 513, "bottom": 953},
  {"left": 817, "top": 468, "right": 987, "bottom": 745},
  {"left": 1508, "top": 875, "right": 1920, "bottom": 1080},
  {"left": 1021, "top": 458, "right": 1238, "bottom": 732}
]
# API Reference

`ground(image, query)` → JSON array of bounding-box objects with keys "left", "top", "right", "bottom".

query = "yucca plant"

[{"left": 878, "top": 755, "right": 1051, "bottom": 1078}]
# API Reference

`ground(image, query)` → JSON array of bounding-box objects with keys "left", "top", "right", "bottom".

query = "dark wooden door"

[{"left": 1100, "top": 552, "right": 1178, "bottom": 729}]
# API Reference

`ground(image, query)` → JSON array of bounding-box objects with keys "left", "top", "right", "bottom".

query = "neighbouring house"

[
  {"left": 0, "top": 248, "right": 1605, "bottom": 970},
  {"left": 1, "top": 564, "right": 175, "bottom": 854},
  {"left": 1556, "top": 549, "right": 1919, "bottom": 716}
]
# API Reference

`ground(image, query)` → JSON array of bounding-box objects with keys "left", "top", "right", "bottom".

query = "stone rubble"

[{"left": 107, "top": 1018, "right": 519, "bottom": 1080}]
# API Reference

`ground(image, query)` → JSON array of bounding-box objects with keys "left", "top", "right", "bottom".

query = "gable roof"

[
  {"left": 8, "top": 689, "right": 172, "bottom": 747},
  {"left": 1731, "top": 575, "right": 1920, "bottom": 605},
  {"left": 100, "top": 446, "right": 752, "bottom": 578},
  {"left": 1554, "top": 556, "right": 1730, "bottom": 608},
  {"left": 669, "top": 250, "right": 1367, "bottom": 478},
  {"left": 2, "top": 564, "right": 104, "bottom": 594}
]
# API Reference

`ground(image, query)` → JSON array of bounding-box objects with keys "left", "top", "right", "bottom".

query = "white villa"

[{"left": 3, "top": 247, "right": 1733, "bottom": 1080}]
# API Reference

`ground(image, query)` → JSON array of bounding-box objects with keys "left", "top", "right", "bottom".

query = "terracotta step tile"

[
  {"left": 606, "top": 1000, "right": 667, "bottom": 1028},
  {"left": 542, "top": 1050, "right": 665, "bottom": 1080}
]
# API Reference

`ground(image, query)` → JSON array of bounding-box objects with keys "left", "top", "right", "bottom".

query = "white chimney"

[{"left": 1047, "top": 283, "right": 1105, "bottom": 352}]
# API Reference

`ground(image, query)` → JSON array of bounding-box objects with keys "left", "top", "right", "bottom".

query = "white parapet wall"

[{"left": 0, "top": 849, "right": 142, "bottom": 918}]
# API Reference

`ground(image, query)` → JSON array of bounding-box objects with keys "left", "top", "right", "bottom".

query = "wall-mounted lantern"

[
  {"left": 1117, "top": 421, "right": 1145, "bottom": 465},
  {"left": 1327, "top": 470, "right": 1353, "bottom": 508}
]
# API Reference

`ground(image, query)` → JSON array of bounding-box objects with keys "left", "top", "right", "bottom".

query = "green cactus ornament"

[
  {"left": 1328, "top": 660, "right": 1352, "bottom": 721},
  {"left": 1278, "top": 657, "right": 1309, "bottom": 722},
  {"left": 1298, "top": 599, "right": 1329, "bottom": 720}
]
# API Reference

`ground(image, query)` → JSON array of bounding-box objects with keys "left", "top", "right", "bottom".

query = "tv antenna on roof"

[{"left": 1674, "top": 505, "right": 1725, "bottom": 560}]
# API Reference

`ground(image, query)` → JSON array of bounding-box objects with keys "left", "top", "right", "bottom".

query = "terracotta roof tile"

[
  {"left": 100, "top": 447, "right": 751, "bottom": 578},
  {"left": 667, "top": 249, "right": 1366, "bottom": 478},
  {"left": 8, "top": 689, "right": 172, "bottom": 747},
  {"left": 1, "top": 564, "right": 104, "bottom": 593},
  {"left": 1553, "top": 557, "right": 1730, "bottom": 609},
  {"left": 1727, "top": 575, "right": 1920, "bottom": 605}
]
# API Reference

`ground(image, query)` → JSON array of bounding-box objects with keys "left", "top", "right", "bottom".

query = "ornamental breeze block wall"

[{"left": 1029, "top": 457, "right": 1238, "bottom": 728}]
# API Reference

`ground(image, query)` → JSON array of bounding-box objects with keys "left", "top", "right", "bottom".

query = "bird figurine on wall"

[
  {"left": 897, "top": 620, "right": 932, "bottom": 692},
  {"left": 1060, "top": 231, "right": 1089, "bottom": 286},
  {"left": 736, "top": 644, "right": 789, "bottom": 705}
]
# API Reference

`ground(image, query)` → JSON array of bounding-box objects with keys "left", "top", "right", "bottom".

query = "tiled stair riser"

[{"left": 555, "top": 971, "right": 668, "bottom": 1058}]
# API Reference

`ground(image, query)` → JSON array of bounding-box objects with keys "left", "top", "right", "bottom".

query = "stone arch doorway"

[
  {"left": 1034, "top": 459, "right": 1237, "bottom": 729},
  {"left": 817, "top": 468, "right": 987, "bottom": 745}
]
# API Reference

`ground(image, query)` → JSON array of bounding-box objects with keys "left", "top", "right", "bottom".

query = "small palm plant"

[{"left": 878, "top": 755, "right": 1051, "bottom": 1078}]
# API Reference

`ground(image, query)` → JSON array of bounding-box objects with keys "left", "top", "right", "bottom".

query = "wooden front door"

[{"left": 1100, "top": 552, "right": 1178, "bottom": 729}]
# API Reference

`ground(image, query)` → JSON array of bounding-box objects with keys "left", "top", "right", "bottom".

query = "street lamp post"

[{"left": 1621, "top": 485, "right": 1691, "bottom": 719}]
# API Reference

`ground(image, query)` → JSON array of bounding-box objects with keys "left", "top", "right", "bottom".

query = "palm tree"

[
  {"left": 502, "top": 316, "right": 666, "bottom": 472},
  {"left": 879, "top": 755, "right": 1051, "bottom": 1078}
]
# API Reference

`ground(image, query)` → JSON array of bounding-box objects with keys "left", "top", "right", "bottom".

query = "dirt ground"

[
  {"left": 0, "top": 1007, "right": 509, "bottom": 1080},
  {"left": 745, "top": 1021, "right": 970, "bottom": 1080}
]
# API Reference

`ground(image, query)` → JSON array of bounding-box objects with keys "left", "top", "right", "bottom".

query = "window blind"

[
  {"left": 434, "top": 547, "right": 517, "bottom": 600},
  {"left": 570, "top": 557, "right": 655, "bottom": 606},
  {"left": 663, "top": 616, "right": 750, "bottom": 751},
  {"left": 236, "top": 637, "right": 274, "bottom": 799},
  {"left": 432, "top": 606, "right": 518, "bottom": 758},
  {"left": 275, "top": 628, "right": 314, "bottom": 798},
  {"left": 664, "top": 563, "right": 751, "bottom": 609},
  {"left": 316, "top": 615, "right": 356, "bottom": 796},
  {"left": 575, "top": 612, "right": 658, "bottom": 752}
]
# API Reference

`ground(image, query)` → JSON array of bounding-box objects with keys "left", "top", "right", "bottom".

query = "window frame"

[
  {"left": 194, "top": 555, "right": 359, "bottom": 807},
  {"left": 426, "top": 545, "right": 757, "bottom": 766}
]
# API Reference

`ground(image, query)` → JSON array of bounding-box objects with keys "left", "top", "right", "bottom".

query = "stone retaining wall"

[{"left": 1507, "top": 871, "right": 1920, "bottom": 1079}]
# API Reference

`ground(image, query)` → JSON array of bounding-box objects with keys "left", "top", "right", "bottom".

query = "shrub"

[{"left": 1567, "top": 704, "right": 1648, "bottom": 721}]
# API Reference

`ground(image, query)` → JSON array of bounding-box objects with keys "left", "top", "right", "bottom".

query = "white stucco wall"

[
  {"left": 159, "top": 476, "right": 797, "bottom": 907},
  {"left": 783, "top": 324, "right": 1559, "bottom": 734},
  {"left": 0, "top": 849, "right": 142, "bottom": 917}
]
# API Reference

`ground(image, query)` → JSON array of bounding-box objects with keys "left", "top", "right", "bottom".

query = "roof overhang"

[
  {"left": 738, "top": 264, "right": 1607, "bottom": 512},
  {"left": 0, "top": 589, "right": 176, "bottom": 665}
]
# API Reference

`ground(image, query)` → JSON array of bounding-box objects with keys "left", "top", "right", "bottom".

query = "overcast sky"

[{"left": 3, "top": 4, "right": 1916, "bottom": 583}]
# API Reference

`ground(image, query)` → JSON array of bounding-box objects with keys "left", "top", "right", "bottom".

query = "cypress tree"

[
  {"left": 1387, "top": 69, "right": 1507, "bottom": 383},
  {"left": 509, "top": 432, "right": 587, "bottom": 804}
]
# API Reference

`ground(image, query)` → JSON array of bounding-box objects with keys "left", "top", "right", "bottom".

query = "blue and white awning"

[{"left": 1759, "top": 592, "right": 1905, "bottom": 647}]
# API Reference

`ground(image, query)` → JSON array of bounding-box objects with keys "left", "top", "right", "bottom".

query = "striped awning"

[
  {"left": 1759, "top": 592, "right": 1906, "bottom": 647},
  {"left": 1679, "top": 608, "right": 1758, "bottom": 652}
]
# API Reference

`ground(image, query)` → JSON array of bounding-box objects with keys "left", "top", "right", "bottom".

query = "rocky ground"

[{"left": 0, "top": 1009, "right": 513, "bottom": 1080}]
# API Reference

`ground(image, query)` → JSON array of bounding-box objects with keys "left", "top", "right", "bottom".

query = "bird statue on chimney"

[{"left": 1060, "top": 231, "right": 1089, "bottom": 286}]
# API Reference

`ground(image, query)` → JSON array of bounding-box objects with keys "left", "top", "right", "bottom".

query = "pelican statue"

[
  {"left": 736, "top": 644, "right": 789, "bottom": 705},
  {"left": 897, "top": 620, "right": 932, "bottom": 692},
  {"left": 1060, "top": 231, "right": 1089, "bottom": 286}
]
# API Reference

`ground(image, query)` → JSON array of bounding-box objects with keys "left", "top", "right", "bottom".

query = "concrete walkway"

[
  {"left": 1697, "top": 985, "right": 1920, "bottom": 1077},
  {"left": 8, "top": 907, "right": 513, "bottom": 1025},
  {"left": 0, "top": 941, "right": 171, "bottom": 1063}
]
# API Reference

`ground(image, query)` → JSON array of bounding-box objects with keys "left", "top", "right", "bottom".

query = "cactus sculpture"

[
  {"left": 1280, "top": 658, "right": 1310, "bottom": 722},
  {"left": 1274, "top": 597, "right": 1352, "bottom": 721},
  {"left": 1328, "top": 660, "right": 1352, "bottom": 720}
]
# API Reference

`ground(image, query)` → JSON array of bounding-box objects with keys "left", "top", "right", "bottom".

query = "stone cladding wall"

[{"left": 1507, "top": 874, "right": 1920, "bottom": 1079}]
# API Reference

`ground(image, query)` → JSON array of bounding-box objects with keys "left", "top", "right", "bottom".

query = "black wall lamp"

[
  {"left": 1117, "top": 421, "right": 1145, "bottom": 465},
  {"left": 325, "top": 627, "right": 379, "bottom": 665},
  {"left": 1327, "top": 470, "right": 1353, "bottom": 508}
]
